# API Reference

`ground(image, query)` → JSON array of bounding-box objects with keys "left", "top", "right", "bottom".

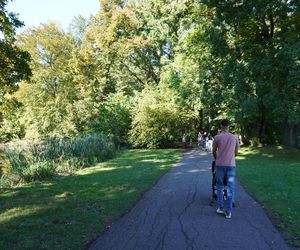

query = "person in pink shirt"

[{"left": 212, "top": 119, "right": 239, "bottom": 219}]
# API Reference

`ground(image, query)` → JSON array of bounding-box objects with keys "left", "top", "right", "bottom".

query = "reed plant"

[{"left": 0, "top": 133, "right": 116, "bottom": 187}]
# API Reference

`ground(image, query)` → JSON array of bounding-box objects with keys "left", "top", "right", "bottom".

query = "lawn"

[
  {"left": 0, "top": 149, "right": 182, "bottom": 250},
  {"left": 237, "top": 146, "right": 300, "bottom": 248}
]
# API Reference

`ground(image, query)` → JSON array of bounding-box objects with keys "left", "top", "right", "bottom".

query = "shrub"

[{"left": 129, "top": 86, "right": 191, "bottom": 148}]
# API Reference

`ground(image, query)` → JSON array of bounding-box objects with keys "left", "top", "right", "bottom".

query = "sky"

[{"left": 6, "top": 0, "right": 100, "bottom": 31}]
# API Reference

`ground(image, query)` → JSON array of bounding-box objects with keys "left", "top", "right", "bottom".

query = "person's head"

[{"left": 220, "top": 119, "right": 230, "bottom": 131}]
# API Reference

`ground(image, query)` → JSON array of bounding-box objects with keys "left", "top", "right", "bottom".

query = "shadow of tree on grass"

[{"left": 0, "top": 149, "right": 182, "bottom": 250}]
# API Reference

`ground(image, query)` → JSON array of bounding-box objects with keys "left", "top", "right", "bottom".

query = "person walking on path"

[
  {"left": 213, "top": 119, "right": 239, "bottom": 219},
  {"left": 89, "top": 148, "right": 290, "bottom": 250}
]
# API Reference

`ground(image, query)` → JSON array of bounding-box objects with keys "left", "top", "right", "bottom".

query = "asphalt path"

[{"left": 89, "top": 149, "right": 290, "bottom": 250}]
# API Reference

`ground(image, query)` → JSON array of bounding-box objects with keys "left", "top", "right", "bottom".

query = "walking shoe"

[
  {"left": 225, "top": 212, "right": 232, "bottom": 219},
  {"left": 216, "top": 207, "right": 224, "bottom": 214}
]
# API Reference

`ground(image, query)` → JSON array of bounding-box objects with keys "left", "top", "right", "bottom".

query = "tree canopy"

[
  {"left": 0, "top": 0, "right": 299, "bottom": 147},
  {"left": 0, "top": 0, "right": 31, "bottom": 96}
]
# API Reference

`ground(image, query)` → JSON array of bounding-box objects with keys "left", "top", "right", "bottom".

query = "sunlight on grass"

[
  {"left": 0, "top": 205, "right": 45, "bottom": 223},
  {"left": 77, "top": 166, "right": 118, "bottom": 175},
  {"left": 141, "top": 159, "right": 168, "bottom": 163},
  {"left": 0, "top": 191, "right": 19, "bottom": 198},
  {"left": 54, "top": 192, "right": 74, "bottom": 200},
  {"left": 0, "top": 149, "right": 183, "bottom": 250},
  {"left": 237, "top": 146, "right": 300, "bottom": 248},
  {"left": 262, "top": 153, "right": 274, "bottom": 158}
]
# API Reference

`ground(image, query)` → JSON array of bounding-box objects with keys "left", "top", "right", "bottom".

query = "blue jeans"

[{"left": 216, "top": 166, "right": 236, "bottom": 213}]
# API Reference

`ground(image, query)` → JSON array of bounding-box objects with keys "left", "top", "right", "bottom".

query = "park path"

[{"left": 89, "top": 149, "right": 290, "bottom": 250}]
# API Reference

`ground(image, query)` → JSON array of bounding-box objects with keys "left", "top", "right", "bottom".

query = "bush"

[{"left": 129, "top": 86, "right": 191, "bottom": 148}]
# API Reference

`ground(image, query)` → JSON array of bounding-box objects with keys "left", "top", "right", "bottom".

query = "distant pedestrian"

[
  {"left": 201, "top": 132, "right": 207, "bottom": 149},
  {"left": 206, "top": 135, "right": 213, "bottom": 152},
  {"left": 197, "top": 132, "right": 202, "bottom": 148},
  {"left": 182, "top": 133, "right": 187, "bottom": 148},
  {"left": 212, "top": 119, "right": 239, "bottom": 219}
]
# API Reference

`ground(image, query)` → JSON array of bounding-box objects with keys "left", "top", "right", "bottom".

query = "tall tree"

[
  {"left": 0, "top": 0, "right": 31, "bottom": 141},
  {"left": 0, "top": 0, "right": 31, "bottom": 97},
  {"left": 16, "top": 23, "right": 80, "bottom": 138},
  {"left": 200, "top": 0, "right": 300, "bottom": 145}
]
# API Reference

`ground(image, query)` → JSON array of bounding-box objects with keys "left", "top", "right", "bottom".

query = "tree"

[
  {"left": 0, "top": 0, "right": 31, "bottom": 141},
  {"left": 67, "top": 15, "right": 90, "bottom": 46},
  {"left": 16, "top": 23, "right": 80, "bottom": 139},
  {"left": 199, "top": 0, "right": 300, "bottom": 145},
  {"left": 0, "top": 0, "right": 31, "bottom": 96},
  {"left": 92, "top": 91, "right": 132, "bottom": 145},
  {"left": 0, "top": 96, "right": 25, "bottom": 141}
]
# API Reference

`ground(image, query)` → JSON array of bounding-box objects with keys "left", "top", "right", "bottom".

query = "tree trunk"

[
  {"left": 258, "top": 105, "right": 266, "bottom": 144},
  {"left": 283, "top": 121, "right": 300, "bottom": 147}
]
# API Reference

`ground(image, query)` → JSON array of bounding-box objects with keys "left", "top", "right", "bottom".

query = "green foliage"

[
  {"left": 196, "top": 0, "right": 300, "bottom": 145},
  {"left": 0, "top": 0, "right": 31, "bottom": 96},
  {"left": 32, "top": 134, "right": 116, "bottom": 167},
  {"left": 129, "top": 86, "right": 189, "bottom": 148},
  {"left": 0, "top": 133, "right": 116, "bottom": 187},
  {"left": 0, "top": 0, "right": 31, "bottom": 143},
  {"left": 20, "top": 161, "right": 55, "bottom": 183},
  {"left": 55, "top": 157, "right": 87, "bottom": 174},
  {"left": 1, "top": 0, "right": 299, "bottom": 147},
  {"left": 92, "top": 92, "right": 132, "bottom": 145},
  {"left": 67, "top": 15, "right": 90, "bottom": 46},
  {"left": 15, "top": 23, "right": 81, "bottom": 139},
  {"left": 0, "top": 97, "right": 25, "bottom": 141},
  {"left": 3, "top": 147, "right": 29, "bottom": 172}
]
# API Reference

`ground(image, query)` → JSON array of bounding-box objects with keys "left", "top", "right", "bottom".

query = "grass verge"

[
  {"left": 237, "top": 146, "right": 300, "bottom": 248},
  {"left": 0, "top": 149, "right": 182, "bottom": 250}
]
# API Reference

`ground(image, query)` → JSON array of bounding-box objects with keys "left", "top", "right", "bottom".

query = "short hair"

[{"left": 220, "top": 119, "right": 230, "bottom": 127}]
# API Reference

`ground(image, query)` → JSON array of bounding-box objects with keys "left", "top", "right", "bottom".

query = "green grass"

[
  {"left": 237, "top": 146, "right": 300, "bottom": 248},
  {"left": 0, "top": 149, "right": 182, "bottom": 250}
]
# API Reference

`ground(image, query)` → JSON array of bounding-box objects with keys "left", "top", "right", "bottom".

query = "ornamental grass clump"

[
  {"left": 0, "top": 133, "right": 116, "bottom": 187},
  {"left": 20, "top": 161, "right": 55, "bottom": 182}
]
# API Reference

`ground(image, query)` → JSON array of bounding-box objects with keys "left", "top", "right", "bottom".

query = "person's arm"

[
  {"left": 212, "top": 139, "right": 217, "bottom": 160},
  {"left": 235, "top": 137, "right": 239, "bottom": 156}
]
